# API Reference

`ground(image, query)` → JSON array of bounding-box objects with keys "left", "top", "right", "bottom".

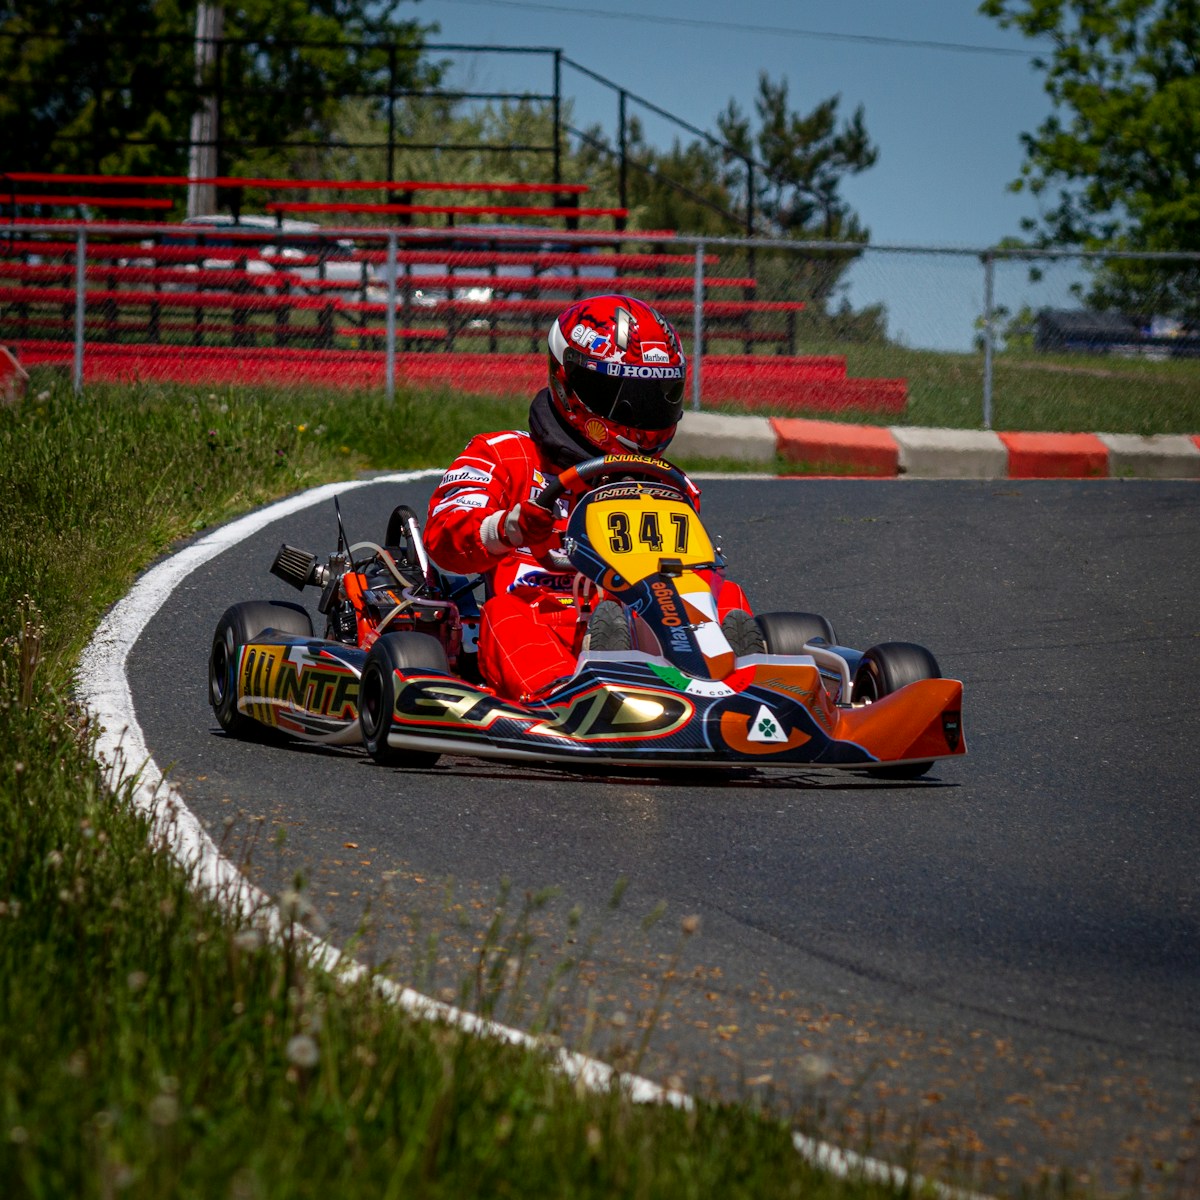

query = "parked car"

[
  {"left": 126, "top": 214, "right": 381, "bottom": 298},
  {"left": 368, "top": 226, "right": 617, "bottom": 324}
]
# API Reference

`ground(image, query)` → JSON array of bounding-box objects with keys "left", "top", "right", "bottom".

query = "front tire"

[
  {"left": 853, "top": 641, "right": 942, "bottom": 779},
  {"left": 583, "top": 600, "right": 631, "bottom": 652},
  {"left": 209, "top": 601, "right": 313, "bottom": 739},
  {"left": 754, "top": 610, "right": 837, "bottom": 654},
  {"left": 359, "top": 632, "right": 447, "bottom": 767},
  {"left": 721, "top": 608, "right": 767, "bottom": 655}
]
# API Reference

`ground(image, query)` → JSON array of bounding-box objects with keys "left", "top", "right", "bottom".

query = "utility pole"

[{"left": 187, "top": 2, "right": 224, "bottom": 218}]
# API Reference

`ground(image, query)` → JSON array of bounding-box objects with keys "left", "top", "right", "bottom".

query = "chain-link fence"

[{"left": 3, "top": 221, "right": 1198, "bottom": 434}]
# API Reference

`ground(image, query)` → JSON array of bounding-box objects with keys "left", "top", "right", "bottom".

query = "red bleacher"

[
  {"left": 265, "top": 200, "right": 629, "bottom": 226},
  {"left": 11, "top": 342, "right": 907, "bottom": 415},
  {"left": 0, "top": 172, "right": 908, "bottom": 414}
]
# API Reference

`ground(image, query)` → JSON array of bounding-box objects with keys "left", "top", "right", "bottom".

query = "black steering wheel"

[
  {"left": 534, "top": 454, "right": 692, "bottom": 513},
  {"left": 530, "top": 454, "right": 693, "bottom": 572}
]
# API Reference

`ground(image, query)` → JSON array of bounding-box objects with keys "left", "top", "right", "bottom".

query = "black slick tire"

[
  {"left": 754, "top": 610, "right": 837, "bottom": 654},
  {"left": 853, "top": 641, "right": 942, "bottom": 779},
  {"left": 359, "top": 632, "right": 447, "bottom": 767},
  {"left": 209, "top": 600, "right": 313, "bottom": 739}
]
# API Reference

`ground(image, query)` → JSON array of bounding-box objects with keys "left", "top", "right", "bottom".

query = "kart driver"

[{"left": 424, "top": 294, "right": 752, "bottom": 702}]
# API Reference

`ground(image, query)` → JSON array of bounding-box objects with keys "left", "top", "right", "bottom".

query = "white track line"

[{"left": 76, "top": 471, "right": 989, "bottom": 1200}]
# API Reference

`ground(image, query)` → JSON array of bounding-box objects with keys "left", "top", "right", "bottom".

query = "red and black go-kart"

[{"left": 208, "top": 455, "right": 965, "bottom": 778}]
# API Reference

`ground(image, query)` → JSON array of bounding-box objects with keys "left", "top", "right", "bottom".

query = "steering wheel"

[
  {"left": 535, "top": 454, "right": 692, "bottom": 512},
  {"left": 531, "top": 454, "right": 693, "bottom": 571}
]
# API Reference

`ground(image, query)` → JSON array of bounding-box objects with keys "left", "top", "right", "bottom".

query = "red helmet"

[{"left": 546, "top": 295, "right": 686, "bottom": 456}]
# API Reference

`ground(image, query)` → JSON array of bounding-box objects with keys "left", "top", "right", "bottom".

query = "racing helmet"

[{"left": 546, "top": 295, "right": 686, "bottom": 456}]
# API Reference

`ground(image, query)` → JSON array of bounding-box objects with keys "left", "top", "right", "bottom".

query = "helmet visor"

[{"left": 565, "top": 355, "right": 685, "bottom": 431}]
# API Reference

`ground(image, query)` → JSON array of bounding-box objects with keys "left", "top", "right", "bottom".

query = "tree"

[
  {"left": 980, "top": 0, "right": 1200, "bottom": 316},
  {"left": 716, "top": 74, "right": 877, "bottom": 243},
  {"left": 569, "top": 73, "right": 882, "bottom": 335},
  {"left": 0, "top": 1, "right": 436, "bottom": 176}
]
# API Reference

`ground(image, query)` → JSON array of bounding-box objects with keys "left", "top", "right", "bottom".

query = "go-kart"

[{"left": 208, "top": 454, "right": 965, "bottom": 778}]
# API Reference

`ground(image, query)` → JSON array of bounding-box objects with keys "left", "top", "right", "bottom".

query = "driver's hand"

[{"left": 501, "top": 501, "right": 556, "bottom": 548}]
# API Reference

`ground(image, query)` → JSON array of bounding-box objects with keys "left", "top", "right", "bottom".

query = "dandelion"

[
  {"left": 798, "top": 1052, "right": 831, "bottom": 1083},
  {"left": 109, "top": 1164, "right": 135, "bottom": 1191},
  {"left": 297, "top": 424, "right": 307, "bottom": 433},
  {"left": 147, "top": 1094, "right": 178, "bottom": 1127},
  {"left": 286, "top": 1034, "right": 319, "bottom": 1070},
  {"left": 234, "top": 928, "right": 263, "bottom": 952}
]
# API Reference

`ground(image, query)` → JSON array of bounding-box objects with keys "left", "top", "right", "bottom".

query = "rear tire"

[
  {"left": 359, "top": 632, "right": 447, "bottom": 767},
  {"left": 209, "top": 601, "right": 313, "bottom": 739},
  {"left": 853, "top": 641, "right": 942, "bottom": 779},
  {"left": 721, "top": 608, "right": 767, "bottom": 655},
  {"left": 754, "top": 610, "right": 837, "bottom": 654}
]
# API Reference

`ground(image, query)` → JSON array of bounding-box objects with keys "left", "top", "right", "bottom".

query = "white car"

[{"left": 129, "top": 214, "right": 380, "bottom": 298}]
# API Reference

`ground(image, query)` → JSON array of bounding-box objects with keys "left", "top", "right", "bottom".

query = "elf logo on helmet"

[{"left": 570, "top": 323, "right": 610, "bottom": 356}]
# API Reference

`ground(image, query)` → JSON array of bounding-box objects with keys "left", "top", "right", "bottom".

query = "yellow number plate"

[{"left": 584, "top": 493, "right": 713, "bottom": 584}]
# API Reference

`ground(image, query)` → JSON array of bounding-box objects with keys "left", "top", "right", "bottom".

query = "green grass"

[
  {"left": 725, "top": 340, "right": 1200, "bottom": 435},
  {"left": 0, "top": 379, "right": 947, "bottom": 1200},
  {"left": 9, "top": 364, "right": 1163, "bottom": 1197}
]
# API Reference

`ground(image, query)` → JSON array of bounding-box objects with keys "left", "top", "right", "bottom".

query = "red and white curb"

[
  {"left": 671, "top": 411, "right": 1200, "bottom": 479},
  {"left": 76, "top": 470, "right": 989, "bottom": 1200}
]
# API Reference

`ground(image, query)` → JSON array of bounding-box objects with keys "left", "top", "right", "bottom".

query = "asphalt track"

[{"left": 126, "top": 475, "right": 1200, "bottom": 1197}]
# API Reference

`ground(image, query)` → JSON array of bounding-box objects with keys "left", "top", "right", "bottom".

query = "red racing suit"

[{"left": 424, "top": 425, "right": 751, "bottom": 702}]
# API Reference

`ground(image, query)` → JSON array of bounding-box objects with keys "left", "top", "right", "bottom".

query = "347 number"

[{"left": 607, "top": 510, "right": 690, "bottom": 554}]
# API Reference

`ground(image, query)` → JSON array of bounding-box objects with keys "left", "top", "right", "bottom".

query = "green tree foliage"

[
  {"left": 0, "top": 1, "right": 435, "bottom": 176},
  {"left": 569, "top": 74, "right": 883, "bottom": 333},
  {"left": 716, "top": 74, "right": 877, "bottom": 243},
  {"left": 980, "top": 0, "right": 1200, "bottom": 316}
]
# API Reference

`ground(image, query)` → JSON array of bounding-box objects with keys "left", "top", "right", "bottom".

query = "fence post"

[
  {"left": 386, "top": 45, "right": 398, "bottom": 187},
  {"left": 691, "top": 241, "right": 705, "bottom": 411},
  {"left": 618, "top": 90, "right": 628, "bottom": 213},
  {"left": 73, "top": 227, "right": 87, "bottom": 394},
  {"left": 981, "top": 249, "right": 995, "bottom": 430},
  {"left": 385, "top": 233, "right": 397, "bottom": 403},
  {"left": 552, "top": 51, "right": 562, "bottom": 186}
]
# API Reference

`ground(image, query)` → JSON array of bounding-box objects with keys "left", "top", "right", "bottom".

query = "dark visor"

[{"left": 566, "top": 359, "right": 684, "bottom": 431}]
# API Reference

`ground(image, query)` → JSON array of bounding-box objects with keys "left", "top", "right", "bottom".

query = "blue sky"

[
  {"left": 420, "top": 0, "right": 1054, "bottom": 249},
  {"left": 417, "top": 1, "right": 1065, "bottom": 350}
]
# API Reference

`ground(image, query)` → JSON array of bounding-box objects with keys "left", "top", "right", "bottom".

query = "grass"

[
  {"left": 9, "top": 358, "right": 1171, "bottom": 1196},
  {"left": 726, "top": 340, "right": 1200, "bottom": 435},
  {"left": 0, "top": 377, "right": 946, "bottom": 1200}
]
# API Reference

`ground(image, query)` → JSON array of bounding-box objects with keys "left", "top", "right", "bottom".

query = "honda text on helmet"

[{"left": 547, "top": 295, "right": 686, "bottom": 456}]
